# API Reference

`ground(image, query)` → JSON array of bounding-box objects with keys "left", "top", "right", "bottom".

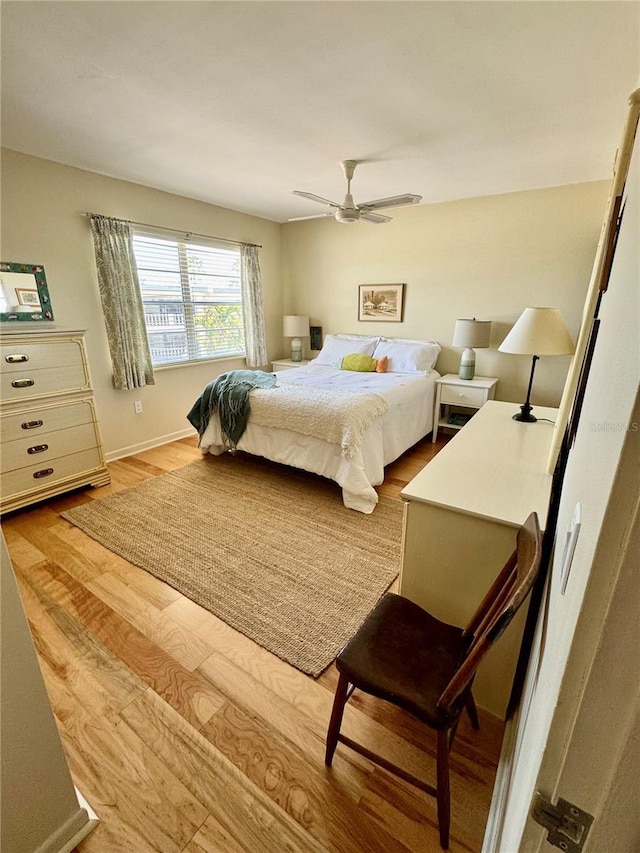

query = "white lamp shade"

[
  {"left": 283, "top": 315, "right": 309, "bottom": 338},
  {"left": 452, "top": 318, "right": 492, "bottom": 349},
  {"left": 499, "top": 307, "right": 575, "bottom": 356}
]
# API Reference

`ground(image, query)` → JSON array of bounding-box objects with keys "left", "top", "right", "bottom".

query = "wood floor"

[{"left": 2, "top": 433, "right": 504, "bottom": 853}]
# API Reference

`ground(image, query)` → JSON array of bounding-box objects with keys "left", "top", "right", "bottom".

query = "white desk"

[{"left": 398, "top": 400, "right": 556, "bottom": 718}]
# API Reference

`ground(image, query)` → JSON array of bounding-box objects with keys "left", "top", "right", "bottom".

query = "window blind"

[{"left": 132, "top": 226, "right": 245, "bottom": 366}]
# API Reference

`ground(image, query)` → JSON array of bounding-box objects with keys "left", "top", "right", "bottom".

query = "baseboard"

[
  {"left": 105, "top": 427, "right": 196, "bottom": 462},
  {"left": 481, "top": 708, "right": 519, "bottom": 852},
  {"left": 33, "top": 788, "right": 99, "bottom": 853}
]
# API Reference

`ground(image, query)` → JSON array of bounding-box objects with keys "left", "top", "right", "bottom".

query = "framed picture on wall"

[
  {"left": 15, "top": 288, "right": 41, "bottom": 306},
  {"left": 358, "top": 283, "right": 405, "bottom": 322},
  {"left": 310, "top": 325, "right": 323, "bottom": 351}
]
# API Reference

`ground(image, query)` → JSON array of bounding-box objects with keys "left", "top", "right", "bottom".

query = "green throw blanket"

[{"left": 187, "top": 369, "right": 277, "bottom": 450}]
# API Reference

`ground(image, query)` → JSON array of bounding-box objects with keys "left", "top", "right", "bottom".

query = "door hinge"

[{"left": 531, "top": 792, "right": 594, "bottom": 853}]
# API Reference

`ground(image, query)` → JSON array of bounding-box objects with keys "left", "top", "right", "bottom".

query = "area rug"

[{"left": 62, "top": 453, "right": 403, "bottom": 676}]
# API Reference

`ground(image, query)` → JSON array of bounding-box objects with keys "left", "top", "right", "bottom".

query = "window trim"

[{"left": 152, "top": 354, "right": 247, "bottom": 372}]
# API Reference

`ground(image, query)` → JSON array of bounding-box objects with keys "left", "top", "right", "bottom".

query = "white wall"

[
  {"left": 282, "top": 181, "right": 609, "bottom": 406},
  {"left": 0, "top": 149, "right": 283, "bottom": 459}
]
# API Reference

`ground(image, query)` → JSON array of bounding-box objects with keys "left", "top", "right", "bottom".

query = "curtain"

[
  {"left": 89, "top": 214, "right": 155, "bottom": 389},
  {"left": 240, "top": 243, "right": 268, "bottom": 369}
]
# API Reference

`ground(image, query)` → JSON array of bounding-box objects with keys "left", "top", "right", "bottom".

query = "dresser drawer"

[
  {"left": 1, "top": 339, "right": 85, "bottom": 373},
  {"left": 1, "top": 363, "right": 90, "bottom": 402},
  {"left": 1, "top": 400, "right": 96, "bottom": 443},
  {"left": 1, "top": 447, "right": 105, "bottom": 502},
  {"left": 440, "top": 385, "right": 486, "bottom": 408},
  {"left": 1, "top": 422, "right": 99, "bottom": 475}
]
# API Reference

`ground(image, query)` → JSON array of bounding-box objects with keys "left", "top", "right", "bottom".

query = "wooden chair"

[{"left": 325, "top": 512, "right": 542, "bottom": 850}]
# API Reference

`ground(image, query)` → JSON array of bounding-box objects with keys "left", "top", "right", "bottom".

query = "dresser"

[
  {"left": 399, "top": 400, "right": 556, "bottom": 718},
  {"left": 1, "top": 329, "right": 110, "bottom": 513}
]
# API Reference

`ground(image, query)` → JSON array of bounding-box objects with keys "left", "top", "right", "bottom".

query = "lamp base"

[
  {"left": 513, "top": 405, "right": 537, "bottom": 423},
  {"left": 458, "top": 348, "right": 476, "bottom": 380},
  {"left": 512, "top": 356, "right": 540, "bottom": 422},
  {"left": 290, "top": 337, "right": 302, "bottom": 362}
]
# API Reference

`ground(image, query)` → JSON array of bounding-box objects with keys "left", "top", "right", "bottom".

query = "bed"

[{"left": 194, "top": 334, "right": 441, "bottom": 513}]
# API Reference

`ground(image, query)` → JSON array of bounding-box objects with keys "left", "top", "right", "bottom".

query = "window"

[{"left": 132, "top": 229, "right": 245, "bottom": 366}]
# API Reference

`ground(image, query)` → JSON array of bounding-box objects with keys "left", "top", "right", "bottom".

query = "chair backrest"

[{"left": 437, "top": 512, "right": 542, "bottom": 713}]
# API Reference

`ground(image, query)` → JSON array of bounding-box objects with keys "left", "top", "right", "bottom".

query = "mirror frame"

[{"left": 0, "top": 262, "right": 54, "bottom": 322}]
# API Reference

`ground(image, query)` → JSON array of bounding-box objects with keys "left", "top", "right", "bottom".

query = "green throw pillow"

[{"left": 341, "top": 353, "right": 377, "bottom": 372}]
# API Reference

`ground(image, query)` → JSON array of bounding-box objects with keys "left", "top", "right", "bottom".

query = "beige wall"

[
  {"left": 1, "top": 148, "right": 609, "bottom": 457},
  {"left": 0, "top": 149, "right": 282, "bottom": 458},
  {"left": 282, "top": 181, "right": 609, "bottom": 406}
]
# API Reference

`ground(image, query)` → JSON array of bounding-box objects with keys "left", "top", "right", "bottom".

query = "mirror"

[{"left": 0, "top": 262, "right": 54, "bottom": 322}]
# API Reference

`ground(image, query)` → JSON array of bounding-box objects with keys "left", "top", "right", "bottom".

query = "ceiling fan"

[{"left": 289, "top": 160, "right": 422, "bottom": 224}]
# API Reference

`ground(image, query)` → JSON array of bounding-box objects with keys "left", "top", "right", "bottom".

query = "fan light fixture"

[
  {"left": 289, "top": 160, "right": 421, "bottom": 225},
  {"left": 499, "top": 307, "right": 575, "bottom": 423},
  {"left": 283, "top": 314, "right": 309, "bottom": 362},
  {"left": 452, "top": 318, "right": 492, "bottom": 380},
  {"left": 335, "top": 208, "right": 359, "bottom": 224}
]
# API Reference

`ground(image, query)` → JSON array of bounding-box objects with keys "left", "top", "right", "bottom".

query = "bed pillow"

[
  {"left": 372, "top": 339, "right": 441, "bottom": 373},
  {"left": 331, "top": 333, "right": 381, "bottom": 344},
  {"left": 381, "top": 336, "right": 440, "bottom": 346},
  {"left": 340, "top": 353, "right": 388, "bottom": 372},
  {"left": 313, "top": 334, "right": 380, "bottom": 365},
  {"left": 375, "top": 355, "right": 388, "bottom": 373}
]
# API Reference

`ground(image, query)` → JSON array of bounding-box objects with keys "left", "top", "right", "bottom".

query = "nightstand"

[
  {"left": 271, "top": 358, "right": 310, "bottom": 371},
  {"left": 432, "top": 373, "right": 498, "bottom": 442}
]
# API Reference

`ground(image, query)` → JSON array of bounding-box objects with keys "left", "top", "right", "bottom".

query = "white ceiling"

[{"left": 2, "top": 2, "right": 638, "bottom": 224}]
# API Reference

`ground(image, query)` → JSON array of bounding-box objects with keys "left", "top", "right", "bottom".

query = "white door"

[{"left": 484, "top": 107, "right": 639, "bottom": 853}]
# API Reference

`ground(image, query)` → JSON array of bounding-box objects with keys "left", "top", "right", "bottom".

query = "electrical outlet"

[{"left": 134, "top": 400, "right": 143, "bottom": 415}]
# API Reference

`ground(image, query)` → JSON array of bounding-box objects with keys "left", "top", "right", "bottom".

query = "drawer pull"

[
  {"left": 33, "top": 468, "right": 54, "bottom": 479},
  {"left": 21, "top": 419, "right": 44, "bottom": 430},
  {"left": 28, "top": 444, "right": 49, "bottom": 455},
  {"left": 11, "top": 378, "right": 35, "bottom": 388},
  {"left": 5, "top": 353, "right": 29, "bottom": 363}
]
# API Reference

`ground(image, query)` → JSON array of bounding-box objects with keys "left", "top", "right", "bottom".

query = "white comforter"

[
  {"left": 247, "top": 383, "right": 389, "bottom": 458},
  {"left": 199, "top": 364, "right": 438, "bottom": 513}
]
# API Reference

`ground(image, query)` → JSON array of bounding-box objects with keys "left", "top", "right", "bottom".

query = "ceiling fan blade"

[
  {"left": 292, "top": 190, "right": 341, "bottom": 208},
  {"left": 358, "top": 193, "right": 422, "bottom": 211},
  {"left": 288, "top": 212, "right": 335, "bottom": 222},
  {"left": 360, "top": 211, "right": 392, "bottom": 224}
]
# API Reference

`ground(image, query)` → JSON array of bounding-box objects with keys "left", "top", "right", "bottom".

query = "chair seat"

[{"left": 336, "top": 593, "right": 469, "bottom": 729}]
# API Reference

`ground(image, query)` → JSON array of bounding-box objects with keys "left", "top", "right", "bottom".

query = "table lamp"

[
  {"left": 452, "top": 318, "right": 492, "bottom": 380},
  {"left": 499, "top": 307, "right": 575, "bottom": 422},
  {"left": 283, "top": 314, "right": 309, "bottom": 362}
]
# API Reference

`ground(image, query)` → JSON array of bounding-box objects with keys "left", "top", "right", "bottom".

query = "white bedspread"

[
  {"left": 249, "top": 382, "right": 388, "bottom": 458},
  {"left": 199, "top": 364, "right": 438, "bottom": 513}
]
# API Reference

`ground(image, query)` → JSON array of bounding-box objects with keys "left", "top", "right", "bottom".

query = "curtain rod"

[{"left": 81, "top": 212, "right": 262, "bottom": 249}]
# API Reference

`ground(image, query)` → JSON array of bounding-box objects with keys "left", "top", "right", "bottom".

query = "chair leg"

[
  {"left": 464, "top": 690, "right": 480, "bottom": 730},
  {"left": 436, "top": 728, "right": 451, "bottom": 850},
  {"left": 325, "top": 673, "right": 350, "bottom": 766}
]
